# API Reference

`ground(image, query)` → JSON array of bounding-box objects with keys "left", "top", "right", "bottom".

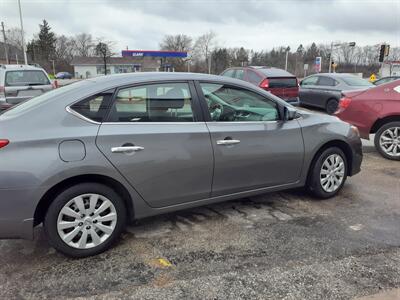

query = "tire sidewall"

[
  {"left": 44, "top": 183, "right": 127, "bottom": 258},
  {"left": 308, "top": 147, "right": 348, "bottom": 199},
  {"left": 326, "top": 98, "right": 339, "bottom": 115},
  {"left": 374, "top": 121, "right": 400, "bottom": 161}
]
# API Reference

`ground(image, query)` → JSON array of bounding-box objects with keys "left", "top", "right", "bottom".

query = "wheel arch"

[
  {"left": 306, "top": 139, "right": 354, "bottom": 183},
  {"left": 34, "top": 174, "right": 135, "bottom": 226},
  {"left": 370, "top": 115, "right": 400, "bottom": 134}
]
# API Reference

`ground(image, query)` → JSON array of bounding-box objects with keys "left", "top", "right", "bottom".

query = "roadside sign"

[
  {"left": 369, "top": 73, "right": 376, "bottom": 82},
  {"left": 303, "top": 64, "right": 308, "bottom": 70},
  {"left": 315, "top": 57, "right": 322, "bottom": 72}
]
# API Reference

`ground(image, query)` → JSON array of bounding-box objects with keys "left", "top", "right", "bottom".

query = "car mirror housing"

[{"left": 284, "top": 106, "right": 298, "bottom": 121}]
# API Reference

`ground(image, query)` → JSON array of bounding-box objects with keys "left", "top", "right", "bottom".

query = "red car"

[
  {"left": 221, "top": 66, "right": 299, "bottom": 105},
  {"left": 335, "top": 79, "right": 400, "bottom": 160}
]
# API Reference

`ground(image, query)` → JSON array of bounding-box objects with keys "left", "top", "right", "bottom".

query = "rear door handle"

[
  {"left": 216, "top": 139, "right": 240, "bottom": 145},
  {"left": 111, "top": 146, "right": 144, "bottom": 153}
]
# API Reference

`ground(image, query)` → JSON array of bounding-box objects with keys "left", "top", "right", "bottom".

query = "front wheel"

[
  {"left": 44, "top": 183, "right": 127, "bottom": 258},
  {"left": 374, "top": 122, "right": 400, "bottom": 161},
  {"left": 307, "top": 147, "right": 348, "bottom": 199}
]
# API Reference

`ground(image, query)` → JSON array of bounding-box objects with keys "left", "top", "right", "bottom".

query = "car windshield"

[
  {"left": 342, "top": 76, "right": 373, "bottom": 86},
  {"left": 5, "top": 70, "right": 50, "bottom": 86}
]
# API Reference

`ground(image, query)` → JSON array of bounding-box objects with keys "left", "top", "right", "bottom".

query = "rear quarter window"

[{"left": 5, "top": 70, "right": 50, "bottom": 86}]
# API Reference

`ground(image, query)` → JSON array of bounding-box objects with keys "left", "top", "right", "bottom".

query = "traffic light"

[{"left": 379, "top": 45, "right": 386, "bottom": 62}]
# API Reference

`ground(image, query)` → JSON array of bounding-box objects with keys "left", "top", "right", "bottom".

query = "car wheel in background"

[
  {"left": 307, "top": 147, "right": 348, "bottom": 199},
  {"left": 44, "top": 183, "right": 127, "bottom": 258},
  {"left": 374, "top": 121, "right": 400, "bottom": 161},
  {"left": 326, "top": 98, "right": 339, "bottom": 115}
]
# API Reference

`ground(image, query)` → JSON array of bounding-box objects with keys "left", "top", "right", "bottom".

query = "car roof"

[
  {"left": 247, "top": 66, "right": 295, "bottom": 77},
  {"left": 0, "top": 64, "right": 46, "bottom": 71},
  {"left": 85, "top": 72, "right": 246, "bottom": 86},
  {"left": 311, "top": 73, "right": 360, "bottom": 78}
]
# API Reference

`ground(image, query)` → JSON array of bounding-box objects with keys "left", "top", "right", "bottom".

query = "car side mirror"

[{"left": 284, "top": 106, "right": 298, "bottom": 121}]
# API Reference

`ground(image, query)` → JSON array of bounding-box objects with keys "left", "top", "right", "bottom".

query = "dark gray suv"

[{"left": 0, "top": 72, "right": 362, "bottom": 257}]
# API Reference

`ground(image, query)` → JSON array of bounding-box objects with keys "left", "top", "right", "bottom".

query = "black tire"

[
  {"left": 307, "top": 147, "right": 348, "bottom": 199},
  {"left": 326, "top": 98, "right": 339, "bottom": 115},
  {"left": 374, "top": 121, "right": 400, "bottom": 161},
  {"left": 44, "top": 183, "right": 127, "bottom": 258}
]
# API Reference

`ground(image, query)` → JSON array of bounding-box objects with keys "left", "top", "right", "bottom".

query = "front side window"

[
  {"left": 301, "top": 76, "right": 319, "bottom": 86},
  {"left": 200, "top": 83, "right": 279, "bottom": 122},
  {"left": 107, "top": 82, "right": 194, "bottom": 122},
  {"left": 221, "top": 69, "right": 235, "bottom": 77},
  {"left": 234, "top": 69, "right": 245, "bottom": 80},
  {"left": 5, "top": 70, "right": 50, "bottom": 86}
]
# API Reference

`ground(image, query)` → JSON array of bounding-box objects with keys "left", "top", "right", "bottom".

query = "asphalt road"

[{"left": 0, "top": 144, "right": 399, "bottom": 300}]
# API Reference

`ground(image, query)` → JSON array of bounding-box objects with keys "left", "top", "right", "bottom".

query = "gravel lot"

[{"left": 0, "top": 143, "right": 399, "bottom": 300}]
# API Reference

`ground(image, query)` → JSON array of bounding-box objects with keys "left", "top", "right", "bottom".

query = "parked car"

[
  {"left": 335, "top": 79, "right": 400, "bottom": 160},
  {"left": 221, "top": 66, "right": 299, "bottom": 105},
  {"left": 0, "top": 64, "right": 53, "bottom": 111},
  {"left": 0, "top": 72, "right": 362, "bottom": 257},
  {"left": 373, "top": 76, "right": 400, "bottom": 86},
  {"left": 299, "top": 73, "right": 374, "bottom": 114},
  {"left": 56, "top": 72, "right": 73, "bottom": 79}
]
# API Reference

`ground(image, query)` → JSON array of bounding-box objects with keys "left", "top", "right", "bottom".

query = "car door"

[
  {"left": 96, "top": 81, "right": 214, "bottom": 208},
  {"left": 299, "top": 76, "right": 319, "bottom": 106},
  {"left": 313, "top": 76, "right": 341, "bottom": 108},
  {"left": 197, "top": 81, "right": 304, "bottom": 197}
]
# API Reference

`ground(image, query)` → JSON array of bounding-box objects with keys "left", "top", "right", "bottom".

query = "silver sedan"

[{"left": 0, "top": 72, "right": 362, "bottom": 257}]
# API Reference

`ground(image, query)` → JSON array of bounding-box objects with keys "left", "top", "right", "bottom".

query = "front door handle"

[
  {"left": 111, "top": 146, "right": 144, "bottom": 153},
  {"left": 216, "top": 139, "right": 240, "bottom": 145}
]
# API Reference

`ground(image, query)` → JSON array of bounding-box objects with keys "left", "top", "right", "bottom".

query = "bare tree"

[
  {"left": 95, "top": 39, "right": 115, "bottom": 75},
  {"left": 194, "top": 31, "right": 217, "bottom": 74},
  {"left": 74, "top": 33, "right": 94, "bottom": 57},
  {"left": 6, "top": 27, "right": 24, "bottom": 50},
  {"left": 160, "top": 34, "right": 192, "bottom": 71},
  {"left": 54, "top": 35, "right": 75, "bottom": 64}
]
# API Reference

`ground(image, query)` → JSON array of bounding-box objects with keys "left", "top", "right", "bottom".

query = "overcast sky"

[{"left": 1, "top": 0, "right": 399, "bottom": 54}]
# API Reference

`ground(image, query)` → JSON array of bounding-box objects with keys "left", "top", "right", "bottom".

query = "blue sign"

[{"left": 122, "top": 50, "right": 188, "bottom": 58}]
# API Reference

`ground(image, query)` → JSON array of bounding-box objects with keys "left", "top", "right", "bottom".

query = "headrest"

[{"left": 150, "top": 87, "right": 185, "bottom": 110}]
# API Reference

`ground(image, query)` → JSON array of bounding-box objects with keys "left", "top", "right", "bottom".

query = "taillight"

[
  {"left": 339, "top": 97, "right": 352, "bottom": 109},
  {"left": 259, "top": 79, "right": 269, "bottom": 89},
  {"left": 0, "top": 139, "right": 9, "bottom": 149}
]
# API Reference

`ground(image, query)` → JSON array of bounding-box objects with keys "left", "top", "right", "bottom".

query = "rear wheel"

[
  {"left": 44, "top": 183, "right": 127, "bottom": 258},
  {"left": 326, "top": 98, "right": 339, "bottom": 115},
  {"left": 374, "top": 121, "right": 400, "bottom": 160},
  {"left": 307, "top": 147, "right": 348, "bottom": 199}
]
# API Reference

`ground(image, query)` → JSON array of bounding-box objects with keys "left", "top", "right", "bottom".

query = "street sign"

[
  {"left": 315, "top": 57, "right": 322, "bottom": 72},
  {"left": 369, "top": 73, "right": 376, "bottom": 82},
  {"left": 303, "top": 64, "right": 308, "bottom": 70}
]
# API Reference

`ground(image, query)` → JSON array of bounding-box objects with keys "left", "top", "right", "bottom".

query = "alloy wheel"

[
  {"left": 320, "top": 154, "right": 345, "bottom": 193},
  {"left": 57, "top": 194, "right": 117, "bottom": 249},
  {"left": 379, "top": 127, "right": 400, "bottom": 158}
]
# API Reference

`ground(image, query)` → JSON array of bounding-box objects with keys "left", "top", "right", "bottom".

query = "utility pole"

[
  {"left": 328, "top": 42, "right": 333, "bottom": 73},
  {"left": 51, "top": 60, "right": 55, "bottom": 76},
  {"left": 18, "top": 0, "right": 28, "bottom": 65},
  {"left": 285, "top": 46, "right": 290, "bottom": 71},
  {"left": 1, "top": 22, "right": 9, "bottom": 64}
]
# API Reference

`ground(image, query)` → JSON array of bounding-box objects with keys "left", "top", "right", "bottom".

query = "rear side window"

[
  {"left": 70, "top": 90, "right": 114, "bottom": 122},
  {"left": 107, "top": 82, "right": 194, "bottom": 122},
  {"left": 268, "top": 78, "right": 297, "bottom": 88},
  {"left": 221, "top": 69, "right": 235, "bottom": 77},
  {"left": 317, "top": 76, "right": 337, "bottom": 86},
  {"left": 5, "top": 70, "right": 50, "bottom": 86},
  {"left": 247, "top": 70, "right": 263, "bottom": 85}
]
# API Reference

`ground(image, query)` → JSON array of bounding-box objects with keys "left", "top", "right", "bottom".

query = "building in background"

[{"left": 71, "top": 50, "right": 188, "bottom": 79}]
